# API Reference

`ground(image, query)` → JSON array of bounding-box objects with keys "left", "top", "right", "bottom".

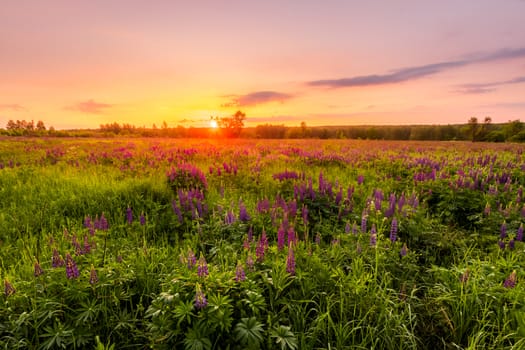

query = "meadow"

[{"left": 0, "top": 136, "right": 524, "bottom": 349}]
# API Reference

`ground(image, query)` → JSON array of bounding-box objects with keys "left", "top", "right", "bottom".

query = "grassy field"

[{"left": 0, "top": 137, "right": 524, "bottom": 349}]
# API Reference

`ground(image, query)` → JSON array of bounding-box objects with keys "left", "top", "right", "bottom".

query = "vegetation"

[
  {"left": 0, "top": 137, "right": 524, "bottom": 349},
  {"left": 2, "top": 116, "right": 525, "bottom": 142}
]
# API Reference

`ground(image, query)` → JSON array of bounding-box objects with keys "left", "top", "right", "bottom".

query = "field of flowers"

[{"left": 0, "top": 136, "right": 524, "bottom": 349}]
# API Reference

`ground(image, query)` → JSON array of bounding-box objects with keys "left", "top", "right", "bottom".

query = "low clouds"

[
  {"left": 308, "top": 47, "right": 525, "bottom": 88},
  {"left": 0, "top": 104, "right": 26, "bottom": 112},
  {"left": 457, "top": 76, "right": 525, "bottom": 94},
  {"left": 65, "top": 99, "right": 113, "bottom": 114},
  {"left": 222, "top": 91, "right": 293, "bottom": 108}
]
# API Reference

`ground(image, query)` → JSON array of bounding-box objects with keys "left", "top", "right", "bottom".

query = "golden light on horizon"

[{"left": 210, "top": 119, "right": 218, "bottom": 129}]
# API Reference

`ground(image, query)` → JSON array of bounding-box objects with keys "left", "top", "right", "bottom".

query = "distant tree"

[
  {"left": 36, "top": 120, "right": 46, "bottom": 131},
  {"left": 503, "top": 119, "right": 523, "bottom": 140},
  {"left": 467, "top": 117, "right": 479, "bottom": 141},
  {"left": 215, "top": 110, "right": 246, "bottom": 138}
]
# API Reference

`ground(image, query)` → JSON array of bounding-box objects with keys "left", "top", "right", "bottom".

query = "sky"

[{"left": 1, "top": 0, "right": 525, "bottom": 129}]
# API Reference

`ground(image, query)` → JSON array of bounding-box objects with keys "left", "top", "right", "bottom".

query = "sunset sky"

[{"left": 1, "top": 0, "right": 524, "bottom": 129}]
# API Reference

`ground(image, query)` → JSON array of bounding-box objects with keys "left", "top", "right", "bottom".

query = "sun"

[{"left": 210, "top": 119, "right": 218, "bottom": 129}]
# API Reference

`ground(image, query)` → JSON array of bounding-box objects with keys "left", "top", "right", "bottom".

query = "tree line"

[{"left": 2, "top": 114, "right": 525, "bottom": 142}]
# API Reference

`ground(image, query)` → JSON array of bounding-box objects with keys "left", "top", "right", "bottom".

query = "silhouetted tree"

[{"left": 215, "top": 110, "right": 246, "bottom": 137}]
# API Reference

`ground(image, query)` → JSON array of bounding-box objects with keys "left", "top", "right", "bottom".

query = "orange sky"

[{"left": 1, "top": 0, "right": 524, "bottom": 129}]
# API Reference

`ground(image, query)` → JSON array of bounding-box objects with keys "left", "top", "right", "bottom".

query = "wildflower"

[
  {"left": 187, "top": 249, "right": 196, "bottom": 269},
  {"left": 98, "top": 213, "right": 109, "bottom": 231},
  {"left": 247, "top": 226, "right": 253, "bottom": 242},
  {"left": 509, "top": 239, "right": 516, "bottom": 250},
  {"left": 370, "top": 233, "right": 377, "bottom": 247},
  {"left": 498, "top": 240, "right": 505, "bottom": 250},
  {"left": 503, "top": 270, "right": 517, "bottom": 289},
  {"left": 235, "top": 263, "right": 246, "bottom": 282},
  {"left": 65, "top": 253, "right": 80, "bottom": 279},
  {"left": 52, "top": 248, "right": 65, "bottom": 268},
  {"left": 117, "top": 255, "right": 123, "bottom": 263},
  {"left": 225, "top": 210, "right": 236, "bottom": 225},
  {"left": 287, "top": 227, "right": 297, "bottom": 247},
  {"left": 277, "top": 224, "right": 286, "bottom": 251},
  {"left": 239, "top": 201, "right": 251, "bottom": 222},
  {"left": 246, "top": 255, "right": 254, "bottom": 270},
  {"left": 345, "top": 222, "right": 351, "bottom": 234},
  {"left": 459, "top": 268, "right": 469, "bottom": 283},
  {"left": 361, "top": 211, "right": 367, "bottom": 233},
  {"left": 34, "top": 261, "right": 44, "bottom": 277},
  {"left": 500, "top": 222, "right": 507, "bottom": 239},
  {"left": 140, "top": 213, "right": 146, "bottom": 226},
  {"left": 4, "top": 279, "right": 15, "bottom": 297},
  {"left": 83, "top": 235, "right": 91, "bottom": 254},
  {"left": 302, "top": 205, "right": 308, "bottom": 226},
  {"left": 517, "top": 224, "right": 523, "bottom": 242},
  {"left": 315, "top": 232, "right": 321, "bottom": 245},
  {"left": 89, "top": 264, "right": 99, "bottom": 285},
  {"left": 197, "top": 255, "right": 209, "bottom": 278},
  {"left": 400, "top": 243, "right": 408, "bottom": 257},
  {"left": 286, "top": 246, "right": 296, "bottom": 276},
  {"left": 194, "top": 287, "right": 208, "bottom": 309},
  {"left": 356, "top": 243, "right": 362, "bottom": 254},
  {"left": 126, "top": 207, "right": 133, "bottom": 224},
  {"left": 390, "top": 218, "right": 398, "bottom": 243},
  {"left": 256, "top": 237, "right": 266, "bottom": 262}
]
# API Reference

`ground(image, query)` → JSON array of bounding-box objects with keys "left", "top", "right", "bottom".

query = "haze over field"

[{"left": 1, "top": 0, "right": 524, "bottom": 129}]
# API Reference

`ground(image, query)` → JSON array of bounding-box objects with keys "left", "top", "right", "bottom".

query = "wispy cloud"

[
  {"left": 456, "top": 76, "right": 525, "bottom": 94},
  {"left": 0, "top": 103, "right": 26, "bottom": 112},
  {"left": 65, "top": 99, "right": 113, "bottom": 114},
  {"left": 222, "top": 91, "right": 293, "bottom": 107},
  {"left": 308, "top": 47, "right": 525, "bottom": 88}
]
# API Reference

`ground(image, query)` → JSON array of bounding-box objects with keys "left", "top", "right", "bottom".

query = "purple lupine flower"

[
  {"left": 286, "top": 246, "right": 296, "bottom": 276},
  {"left": 302, "top": 205, "right": 308, "bottom": 226},
  {"left": 400, "top": 243, "right": 408, "bottom": 257},
  {"left": 352, "top": 223, "right": 358, "bottom": 235},
  {"left": 52, "top": 248, "right": 65, "bottom": 268},
  {"left": 235, "top": 263, "right": 246, "bottom": 282},
  {"left": 390, "top": 218, "right": 398, "bottom": 243},
  {"left": 503, "top": 270, "right": 517, "bottom": 289},
  {"left": 361, "top": 211, "right": 368, "bottom": 233},
  {"left": 83, "top": 235, "right": 91, "bottom": 254},
  {"left": 484, "top": 203, "right": 491, "bottom": 216},
  {"left": 187, "top": 249, "right": 196, "bottom": 269},
  {"left": 357, "top": 174, "right": 364, "bottom": 185},
  {"left": 243, "top": 238, "right": 250, "bottom": 250},
  {"left": 498, "top": 240, "right": 505, "bottom": 250},
  {"left": 287, "top": 227, "right": 297, "bottom": 246},
  {"left": 517, "top": 224, "right": 523, "bottom": 242},
  {"left": 65, "top": 253, "right": 79, "bottom": 279},
  {"left": 246, "top": 255, "right": 254, "bottom": 270},
  {"left": 331, "top": 238, "right": 340, "bottom": 246},
  {"left": 370, "top": 233, "right": 377, "bottom": 247},
  {"left": 195, "top": 290, "right": 208, "bottom": 309},
  {"left": 89, "top": 264, "right": 99, "bottom": 285},
  {"left": 172, "top": 201, "right": 183, "bottom": 224},
  {"left": 117, "top": 255, "right": 123, "bottom": 263},
  {"left": 34, "top": 261, "right": 44, "bottom": 277},
  {"left": 140, "top": 213, "right": 146, "bottom": 226},
  {"left": 315, "top": 232, "right": 321, "bottom": 245},
  {"left": 84, "top": 215, "right": 92, "bottom": 228},
  {"left": 98, "top": 213, "right": 109, "bottom": 231},
  {"left": 256, "top": 237, "right": 266, "bottom": 262},
  {"left": 277, "top": 224, "right": 286, "bottom": 251},
  {"left": 509, "top": 239, "right": 516, "bottom": 250},
  {"left": 225, "top": 210, "right": 236, "bottom": 225},
  {"left": 500, "top": 222, "right": 507, "bottom": 239},
  {"left": 126, "top": 207, "right": 133, "bottom": 224},
  {"left": 197, "top": 256, "right": 209, "bottom": 277},
  {"left": 71, "top": 235, "right": 83, "bottom": 256},
  {"left": 345, "top": 222, "right": 351, "bottom": 234},
  {"left": 4, "top": 279, "right": 15, "bottom": 297},
  {"left": 247, "top": 226, "right": 254, "bottom": 243},
  {"left": 239, "top": 201, "right": 251, "bottom": 222}
]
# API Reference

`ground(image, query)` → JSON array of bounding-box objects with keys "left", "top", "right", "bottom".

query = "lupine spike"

[
  {"left": 390, "top": 218, "right": 398, "bottom": 243},
  {"left": 34, "top": 261, "right": 44, "bottom": 277},
  {"left": 286, "top": 246, "right": 296, "bottom": 276},
  {"left": 504, "top": 270, "right": 517, "bottom": 289},
  {"left": 4, "top": 278, "right": 15, "bottom": 297},
  {"left": 89, "top": 264, "right": 99, "bottom": 285},
  {"left": 197, "top": 255, "right": 209, "bottom": 277},
  {"left": 65, "top": 253, "right": 80, "bottom": 279}
]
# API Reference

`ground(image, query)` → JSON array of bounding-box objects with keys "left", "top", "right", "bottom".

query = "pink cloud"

[
  {"left": 65, "top": 99, "right": 113, "bottom": 114},
  {"left": 0, "top": 104, "right": 26, "bottom": 112}
]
